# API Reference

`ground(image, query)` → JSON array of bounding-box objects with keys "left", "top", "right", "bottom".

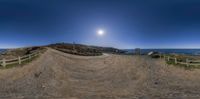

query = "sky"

[{"left": 0, "top": 0, "right": 200, "bottom": 49}]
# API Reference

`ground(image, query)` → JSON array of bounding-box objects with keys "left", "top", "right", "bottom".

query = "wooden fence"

[
  {"left": 162, "top": 55, "right": 200, "bottom": 67},
  {"left": 0, "top": 51, "right": 40, "bottom": 68}
]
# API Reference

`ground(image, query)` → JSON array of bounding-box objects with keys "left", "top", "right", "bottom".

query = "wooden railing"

[
  {"left": 163, "top": 55, "right": 200, "bottom": 67},
  {"left": 0, "top": 51, "right": 40, "bottom": 68}
]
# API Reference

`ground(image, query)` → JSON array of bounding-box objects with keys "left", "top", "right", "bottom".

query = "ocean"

[
  {"left": 124, "top": 49, "right": 200, "bottom": 55},
  {"left": 0, "top": 49, "right": 6, "bottom": 54}
]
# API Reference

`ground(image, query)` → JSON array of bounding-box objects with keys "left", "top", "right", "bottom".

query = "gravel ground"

[{"left": 0, "top": 48, "right": 200, "bottom": 99}]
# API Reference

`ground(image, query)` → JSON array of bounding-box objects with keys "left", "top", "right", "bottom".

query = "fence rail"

[
  {"left": 162, "top": 55, "right": 200, "bottom": 67},
  {"left": 0, "top": 51, "right": 40, "bottom": 68}
]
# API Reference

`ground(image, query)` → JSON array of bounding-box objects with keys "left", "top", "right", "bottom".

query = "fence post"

[
  {"left": 160, "top": 53, "right": 162, "bottom": 59},
  {"left": 37, "top": 51, "right": 40, "bottom": 55},
  {"left": 175, "top": 58, "right": 177, "bottom": 64},
  {"left": 167, "top": 56, "right": 170, "bottom": 61},
  {"left": 29, "top": 54, "right": 31, "bottom": 60},
  {"left": 164, "top": 55, "right": 165, "bottom": 60},
  {"left": 73, "top": 42, "right": 76, "bottom": 51},
  {"left": 18, "top": 56, "right": 21, "bottom": 64},
  {"left": 186, "top": 58, "right": 189, "bottom": 67},
  {"left": 2, "top": 58, "right": 6, "bottom": 67}
]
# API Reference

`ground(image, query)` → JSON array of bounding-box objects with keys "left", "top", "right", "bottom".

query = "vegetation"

[
  {"left": 0, "top": 47, "right": 46, "bottom": 69},
  {"left": 164, "top": 54, "right": 200, "bottom": 69},
  {"left": 0, "top": 47, "right": 45, "bottom": 60},
  {"left": 0, "top": 54, "right": 40, "bottom": 69},
  {"left": 48, "top": 43, "right": 126, "bottom": 56}
]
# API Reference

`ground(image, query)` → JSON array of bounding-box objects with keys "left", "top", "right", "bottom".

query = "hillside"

[
  {"left": 48, "top": 43, "right": 126, "bottom": 56},
  {"left": 0, "top": 43, "right": 126, "bottom": 60}
]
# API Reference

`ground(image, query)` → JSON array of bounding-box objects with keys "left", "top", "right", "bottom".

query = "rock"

[
  {"left": 148, "top": 51, "right": 160, "bottom": 58},
  {"left": 148, "top": 51, "right": 154, "bottom": 56}
]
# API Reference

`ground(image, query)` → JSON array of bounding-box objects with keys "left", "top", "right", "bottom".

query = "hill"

[
  {"left": 0, "top": 43, "right": 126, "bottom": 60},
  {"left": 48, "top": 43, "right": 126, "bottom": 56}
]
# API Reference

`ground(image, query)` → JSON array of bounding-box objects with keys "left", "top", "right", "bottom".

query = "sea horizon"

[
  {"left": 124, "top": 49, "right": 200, "bottom": 55},
  {"left": 1, "top": 47, "right": 200, "bottom": 55},
  {"left": 0, "top": 49, "right": 7, "bottom": 54}
]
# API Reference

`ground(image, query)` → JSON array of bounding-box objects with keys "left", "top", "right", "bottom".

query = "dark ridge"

[{"left": 48, "top": 43, "right": 127, "bottom": 56}]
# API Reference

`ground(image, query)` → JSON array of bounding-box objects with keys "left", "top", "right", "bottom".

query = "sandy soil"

[{"left": 0, "top": 48, "right": 200, "bottom": 99}]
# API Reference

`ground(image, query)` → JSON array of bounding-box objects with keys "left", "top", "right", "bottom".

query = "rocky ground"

[{"left": 0, "top": 48, "right": 200, "bottom": 99}]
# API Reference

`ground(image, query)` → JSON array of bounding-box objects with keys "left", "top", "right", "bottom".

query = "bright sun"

[{"left": 97, "top": 29, "right": 105, "bottom": 36}]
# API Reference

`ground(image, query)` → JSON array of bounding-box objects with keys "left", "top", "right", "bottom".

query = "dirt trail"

[{"left": 0, "top": 48, "right": 200, "bottom": 99}]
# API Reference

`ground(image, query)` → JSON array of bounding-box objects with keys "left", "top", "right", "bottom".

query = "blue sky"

[{"left": 0, "top": 0, "right": 200, "bottom": 49}]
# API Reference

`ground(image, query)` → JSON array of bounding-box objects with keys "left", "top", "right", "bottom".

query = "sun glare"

[{"left": 97, "top": 29, "right": 105, "bottom": 36}]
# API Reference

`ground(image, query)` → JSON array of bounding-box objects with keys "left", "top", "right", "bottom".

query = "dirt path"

[{"left": 0, "top": 48, "right": 200, "bottom": 99}]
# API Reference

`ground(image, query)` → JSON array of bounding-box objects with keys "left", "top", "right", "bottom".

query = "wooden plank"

[
  {"left": 30, "top": 53, "right": 38, "bottom": 57},
  {"left": 29, "top": 53, "right": 34, "bottom": 56},
  {"left": 190, "top": 60, "right": 200, "bottom": 63},
  {"left": 6, "top": 61, "right": 19, "bottom": 65},
  {"left": 32, "top": 53, "right": 38, "bottom": 57},
  {"left": 21, "top": 55, "right": 29, "bottom": 59},
  {"left": 21, "top": 58, "right": 29, "bottom": 62},
  {"left": 189, "top": 63, "right": 200, "bottom": 66},
  {"left": 169, "top": 57, "right": 173, "bottom": 59},
  {"left": 5, "top": 58, "right": 18, "bottom": 62},
  {"left": 177, "top": 62, "right": 188, "bottom": 65},
  {"left": 32, "top": 52, "right": 38, "bottom": 55}
]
